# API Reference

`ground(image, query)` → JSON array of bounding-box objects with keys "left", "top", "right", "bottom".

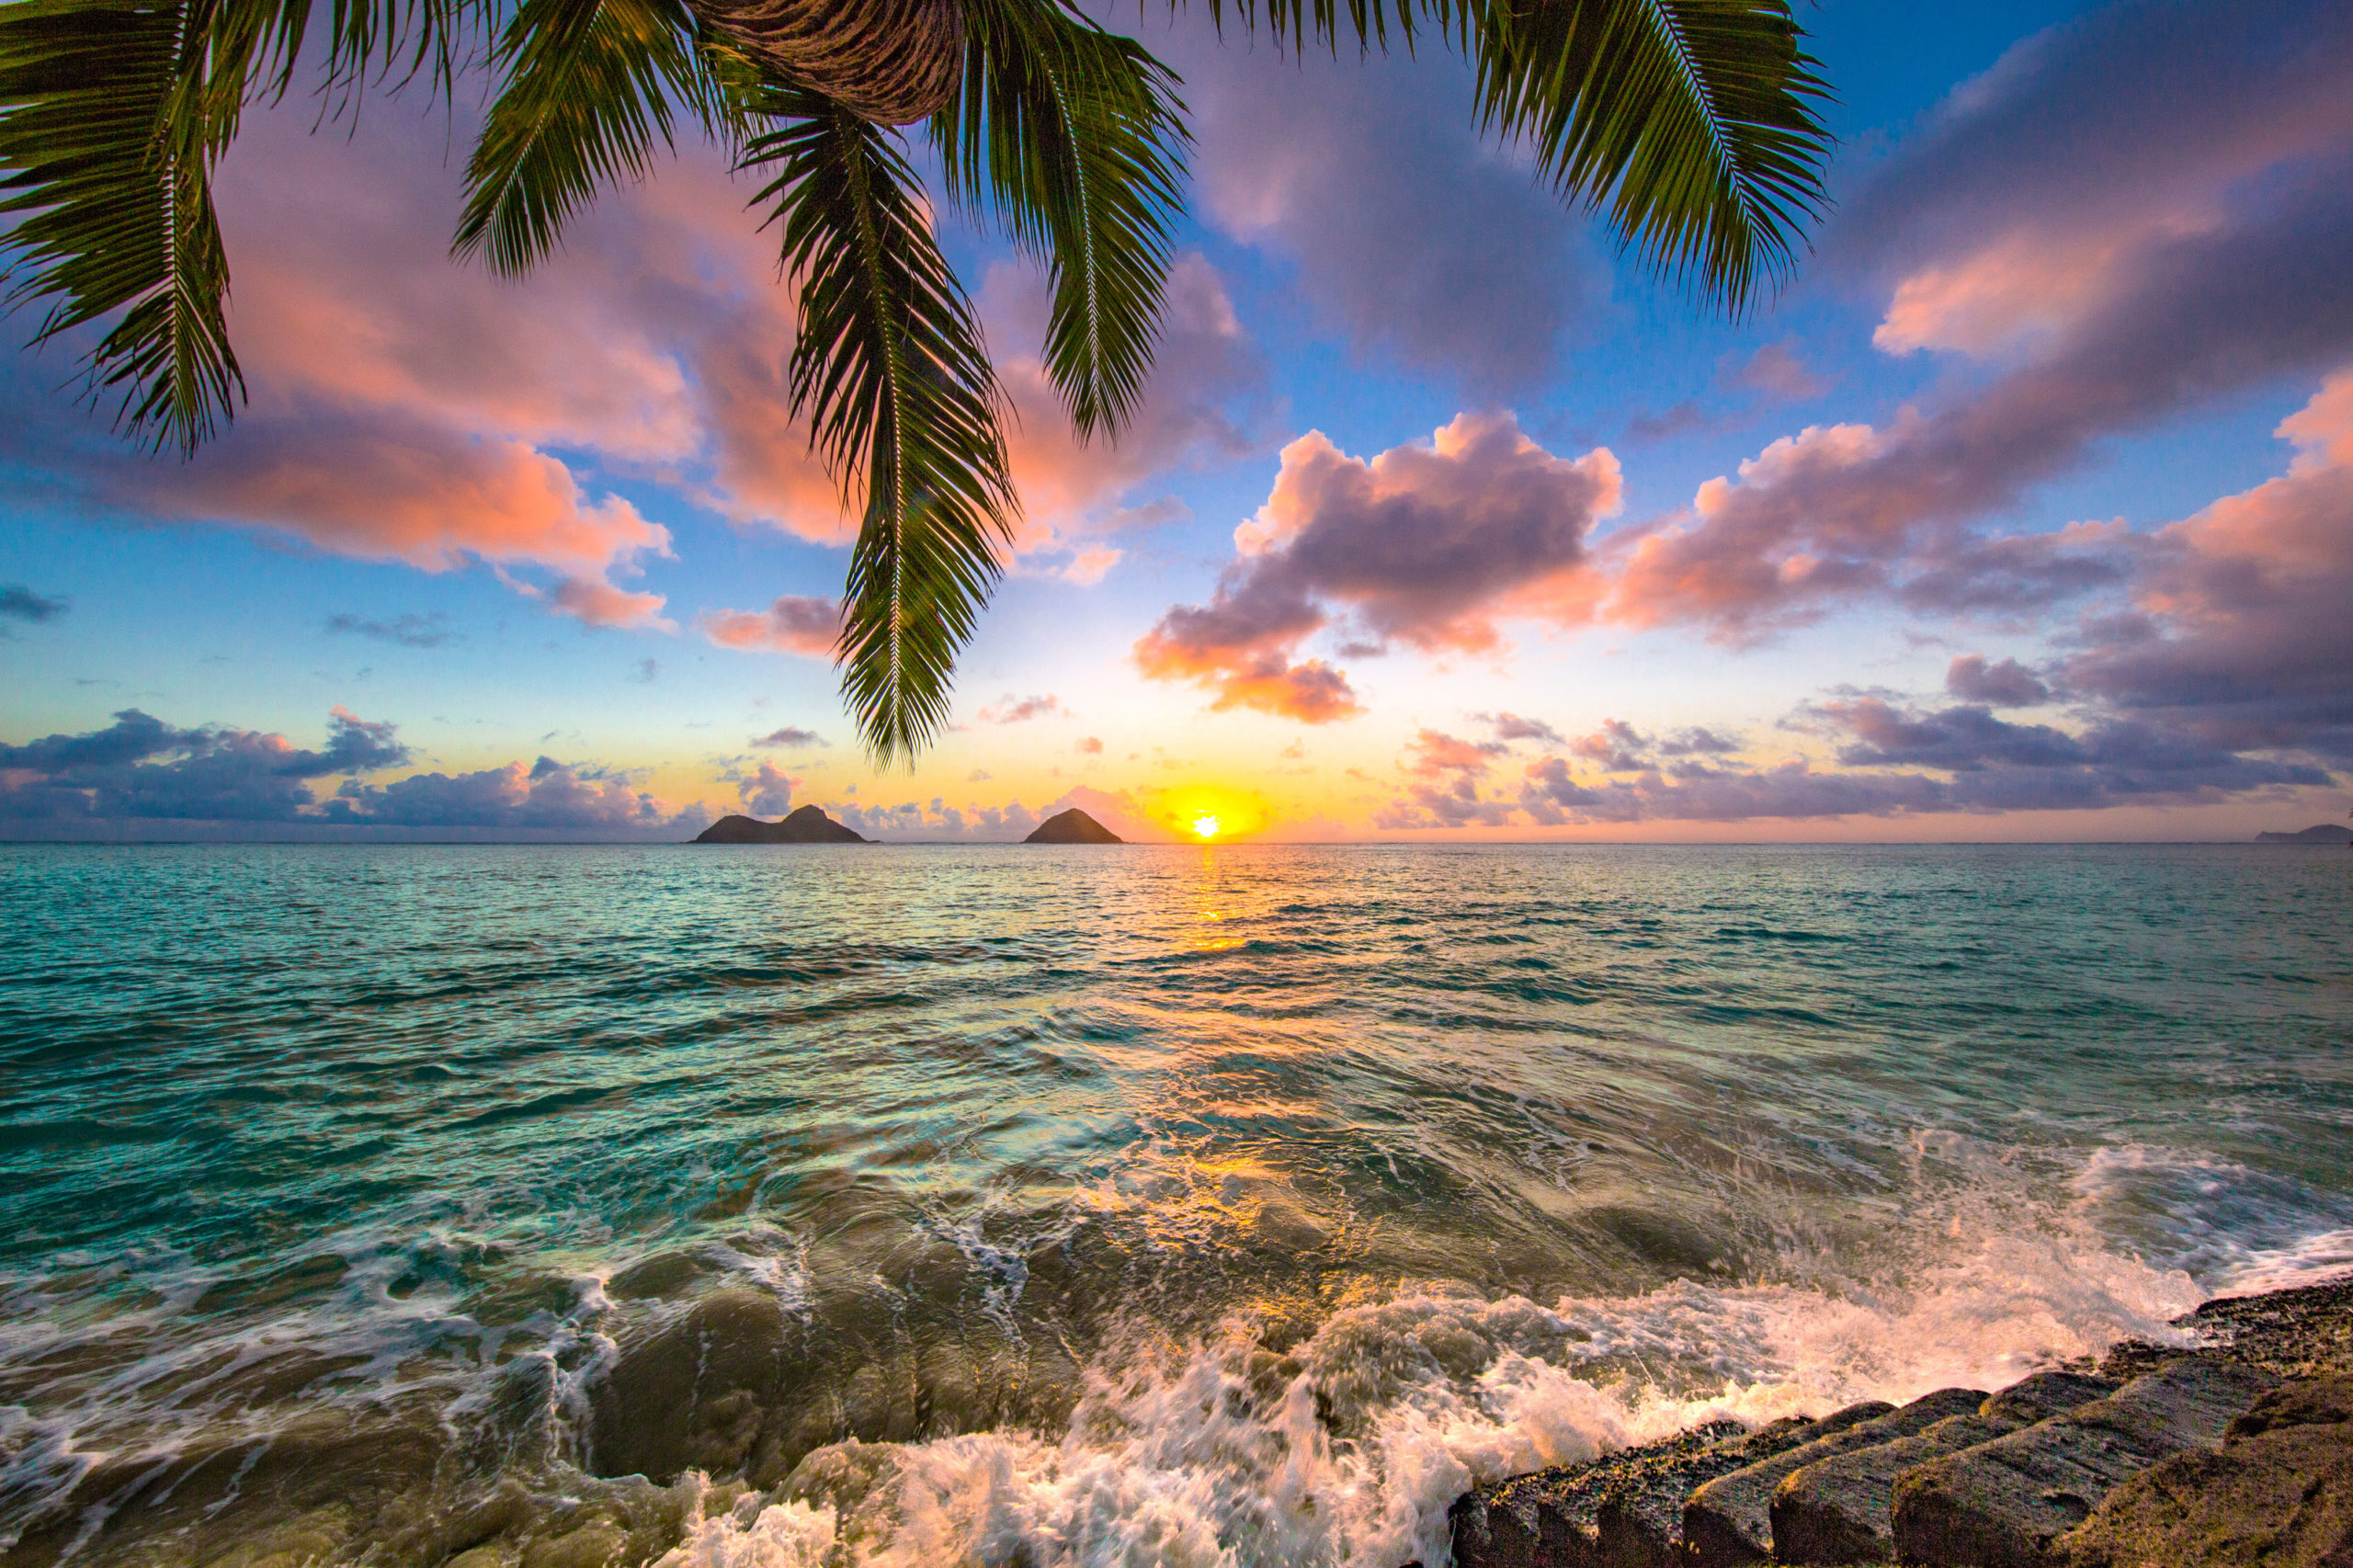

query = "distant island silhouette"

[
  {"left": 2255, "top": 824, "right": 2353, "bottom": 843},
  {"left": 1024, "top": 808, "right": 1122, "bottom": 844},
  {"left": 693, "top": 806, "right": 867, "bottom": 843}
]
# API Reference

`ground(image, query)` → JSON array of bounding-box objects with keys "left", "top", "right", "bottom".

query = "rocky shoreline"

[{"left": 1446, "top": 1276, "right": 2353, "bottom": 1568}]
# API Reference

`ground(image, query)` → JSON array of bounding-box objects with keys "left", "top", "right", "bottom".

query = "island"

[
  {"left": 691, "top": 806, "right": 867, "bottom": 843},
  {"left": 2255, "top": 824, "right": 2353, "bottom": 843},
  {"left": 1024, "top": 808, "right": 1123, "bottom": 844}
]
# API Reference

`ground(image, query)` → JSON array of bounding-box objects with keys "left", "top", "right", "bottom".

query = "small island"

[
  {"left": 691, "top": 806, "right": 867, "bottom": 843},
  {"left": 1024, "top": 808, "right": 1123, "bottom": 844},
  {"left": 2255, "top": 824, "right": 2353, "bottom": 843}
]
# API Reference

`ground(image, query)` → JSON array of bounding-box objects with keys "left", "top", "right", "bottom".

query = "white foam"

[{"left": 669, "top": 1190, "right": 2211, "bottom": 1568}]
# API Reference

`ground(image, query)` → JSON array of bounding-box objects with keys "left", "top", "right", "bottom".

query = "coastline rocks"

[
  {"left": 2062, "top": 1375, "right": 2353, "bottom": 1567},
  {"left": 691, "top": 807, "right": 867, "bottom": 843},
  {"left": 1024, "top": 807, "right": 1123, "bottom": 843},
  {"left": 1449, "top": 1406, "right": 1894, "bottom": 1568},
  {"left": 1681, "top": 1386, "right": 1987, "bottom": 1565},
  {"left": 1770, "top": 1371, "right": 2118, "bottom": 1564},
  {"left": 1890, "top": 1358, "right": 2280, "bottom": 1568}
]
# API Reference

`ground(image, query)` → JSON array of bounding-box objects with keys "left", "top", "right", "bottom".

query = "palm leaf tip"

[
  {"left": 1475, "top": 0, "right": 1834, "bottom": 313},
  {"left": 936, "top": 0, "right": 1189, "bottom": 442}
]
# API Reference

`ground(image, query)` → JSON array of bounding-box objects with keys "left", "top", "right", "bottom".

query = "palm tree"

[{"left": 0, "top": 0, "right": 1831, "bottom": 763}]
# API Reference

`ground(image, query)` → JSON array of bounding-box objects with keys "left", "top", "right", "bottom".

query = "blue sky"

[{"left": 4, "top": 0, "right": 2349, "bottom": 841}]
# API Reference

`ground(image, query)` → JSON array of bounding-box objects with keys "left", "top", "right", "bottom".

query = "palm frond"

[
  {"left": 936, "top": 0, "right": 1188, "bottom": 438},
  {"left": 453, "top": 0, "right": 715, "bottom": 276},
  {"left": 0, "top": 0, "right": 291, "bottom": 453},
  {"left": 1166, "top": 0, "right": 1830, "bottom": 312},
  {"left": 1472, "top": 0, "right": 1832, "bottom": 312},
  {"left": 743, "top": 90, "right": 1017, "bottom": 766}
]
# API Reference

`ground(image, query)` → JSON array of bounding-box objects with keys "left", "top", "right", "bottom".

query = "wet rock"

[
  {"left": 1449, "top": 1407, "right": 1893, "bottom": 1568},
  {"left": 591, "top": 1290, "right": 799, "bottom": 1484},
  {"left": 1892, "top": 1359, "right": 2280, "bottom": 1568},
  {"left": 2102, "top": 1276, "right": 2353, "bottom": 1383},
  {"left": 2060, "top": 1375, "right": 2353, "bottom": 1567},
  {"left": 1772, "top": 1374, "right": 2118, "bottom": 1565},
  {"left": 1681, "top": 1386, "right": 1985, "bottom": 1566},
  {"left": 6, "top": 1407, "right": 455, "bottom": 1568},
  {"left": 1450, "top": 1421, "right": 1745, "bottom": 1568}
]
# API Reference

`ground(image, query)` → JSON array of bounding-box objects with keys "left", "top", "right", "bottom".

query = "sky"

[{"left": 4, "top": 0, "right": 2350, "bottom": 843}]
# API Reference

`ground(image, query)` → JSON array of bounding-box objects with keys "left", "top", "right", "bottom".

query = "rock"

[
  {"left": 2254, "top": 824, "right": 2353, "bottom": 843},
  {"left": 691, "top": 807, "right": 867, "bottom": 844},
  {"left": 1593, "top": 1403, "right": 1895, "bottom": 1568},
  {"left": 1891, "top": 1359, "right": 2280, "bottom": 1568},
  {"left": 1682, "top": 1388, "right": 1985, "bottom": 1566},
  {"left": 2060, "top": 1375, "right": 2353, "bottom": 1567},
  {"left": 1451, "top": 1421, "right": 1747, "bottom": 1568},
  {"left": 1449, "top": 1407, "right": 1893, "bottom": 1568},
  {"left": 591, "top": 1290, "right": 799, "bottom": 1483},
  {"left": 1772, "top": 1374, "right": 2118, "bottom": 1565},
  {"left": 1024, "top": 808, "right": 1123, "bottom": 844}
]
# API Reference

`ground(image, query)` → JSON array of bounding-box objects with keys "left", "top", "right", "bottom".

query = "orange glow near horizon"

[{"left": 1154, "top": 785, "right": 1269, "bottom": 842}]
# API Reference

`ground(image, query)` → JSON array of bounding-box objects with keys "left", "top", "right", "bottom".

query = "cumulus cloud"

[
  {"left": 1946, "top": 654, "right": 2049, "bottom": 707},
  {"left": 1076, "top": 735, "right": 1104, "bottom": 755},
  {"left": 1723, "top": 341, "right": 1829, "bottom": 402},
  {"left": 331, "top": 756, "right": 705, "bottom": 833},
  {"left": 1370, "top": 727, "right": 1518, "bottom": 827},
  {"left": 699, "top": 596, "right": 843, "bottom": 658},
  {"left": 1479, "top": 711, "right": 1565, "bottom": 745},
  {"left": 0, "top": 707, "right": 408, "bottom": 821},
  {"left": 1170, "top": 27, "right": 1598, "bottom": 393},
  {"left": 1137, "top": 413, "right": 1618, "bottom": 719},
  {"left": 0, "top": 81, "right": 854, "bottom": 628},
  {"left": 325, "top": 611, "right": 454, "bottom": 648},
  {"left": 1836, "top": 0, "right": 2353, "bottom": 356},
  {"left": 751, "top": 726, "right": 825, "bottom": 749},
  {"left": 2062, "top": 372, "right": 2353, "bottom": 762},
  {"left": 977, "top": 693, "right": 1066, "bottom": 724},
  {"left": 1597, "top": 0, "right": 2353, "bottom": 642},
  {"left": 732, "top": 759, "right": 798, "bottom": 816},
  {"left": 0, "top": 708, "right": 706, "bottom": 835},
  {"left": 1, "top": 585, "right": 69, "bottom": 623}
]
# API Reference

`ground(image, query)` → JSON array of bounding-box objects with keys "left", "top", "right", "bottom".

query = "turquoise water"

[{"left": 3, "top": 843, "right": 2350, "bottom": 1565}]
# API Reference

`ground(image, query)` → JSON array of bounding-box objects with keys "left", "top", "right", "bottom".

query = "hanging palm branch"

[
  {"left": 0, "top": 0, "right": 1835, "bottom": 760},
  {"left": 745, "top": 90, "right": 1018, "bottom": 764}
]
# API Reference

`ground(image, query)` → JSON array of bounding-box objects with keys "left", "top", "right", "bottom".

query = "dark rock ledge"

[{"left": 1448, "top": 1276, "right": 2353, "bottom": 1568}]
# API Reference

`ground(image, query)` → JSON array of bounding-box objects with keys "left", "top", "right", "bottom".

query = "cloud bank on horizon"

[{"left": 2, "top": 0, "right": 2348, "bottom": 841}]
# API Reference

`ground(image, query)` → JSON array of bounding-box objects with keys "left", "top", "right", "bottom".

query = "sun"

[{"left": 1191, "top": 813, "right": 1222, "bottom": 840}]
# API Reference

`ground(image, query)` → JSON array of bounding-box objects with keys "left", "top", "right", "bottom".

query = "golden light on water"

[{"left": 1192, "top": 813, "right": 1222, "bottom": 840}]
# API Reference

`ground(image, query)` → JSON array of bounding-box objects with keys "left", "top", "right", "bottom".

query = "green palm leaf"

[
  {"left": 0, "top": 0, "right": 260, "bottom": 453},
  {"left": 452, "top": 0, "right": 718, "bottom": 276},
  {"left": 1472, "top": 0, "right": 1833, "bottom": 312},
  {"left": 1174, "top": 0, "right": 1830, "bottom": 312},
  {"left": 935, "top": 0, "right": 1188, "bottom": 438},
  {"left": 0, "top": 0, "right": 483, "bottom": 454},
  {"left": 744, "top": 90, "right": 1017, "bottom": 766}
]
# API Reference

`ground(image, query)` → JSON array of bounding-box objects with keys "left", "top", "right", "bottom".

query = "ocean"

[{"left": 2, "top": 842, "right": 2349, "bottom": 1565}]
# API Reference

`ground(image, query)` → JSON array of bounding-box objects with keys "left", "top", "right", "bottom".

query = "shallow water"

[{"left": 2, "top": 842, "right": 2349, "bottom": 1566}]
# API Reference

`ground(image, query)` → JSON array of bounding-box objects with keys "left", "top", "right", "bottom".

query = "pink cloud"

[
  {"left": 1839, "top": 0, "right": 2353, "bottom": 358},
  {"left": 1137, "top": 413, "right": 1617, "bottom": 719},
  {"left": 137, "top": 416, "right": 673, "bottom": 628},
  {"left": 982, "top": 253, "right": 1270, "bottom": 562},
  {"left": 699, "top": 596, "right": 844, "bottom": 658},
  {"left": 976, "top": 694, "right": 1065, "bottom": 724},
  {"left": 2065, "top": 371, "right": 2353, "bottom": 760}
]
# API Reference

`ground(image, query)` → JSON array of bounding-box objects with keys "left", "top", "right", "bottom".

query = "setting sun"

[{"left": 1191, "top": 813, "right": 1222, "bottom": 839}]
